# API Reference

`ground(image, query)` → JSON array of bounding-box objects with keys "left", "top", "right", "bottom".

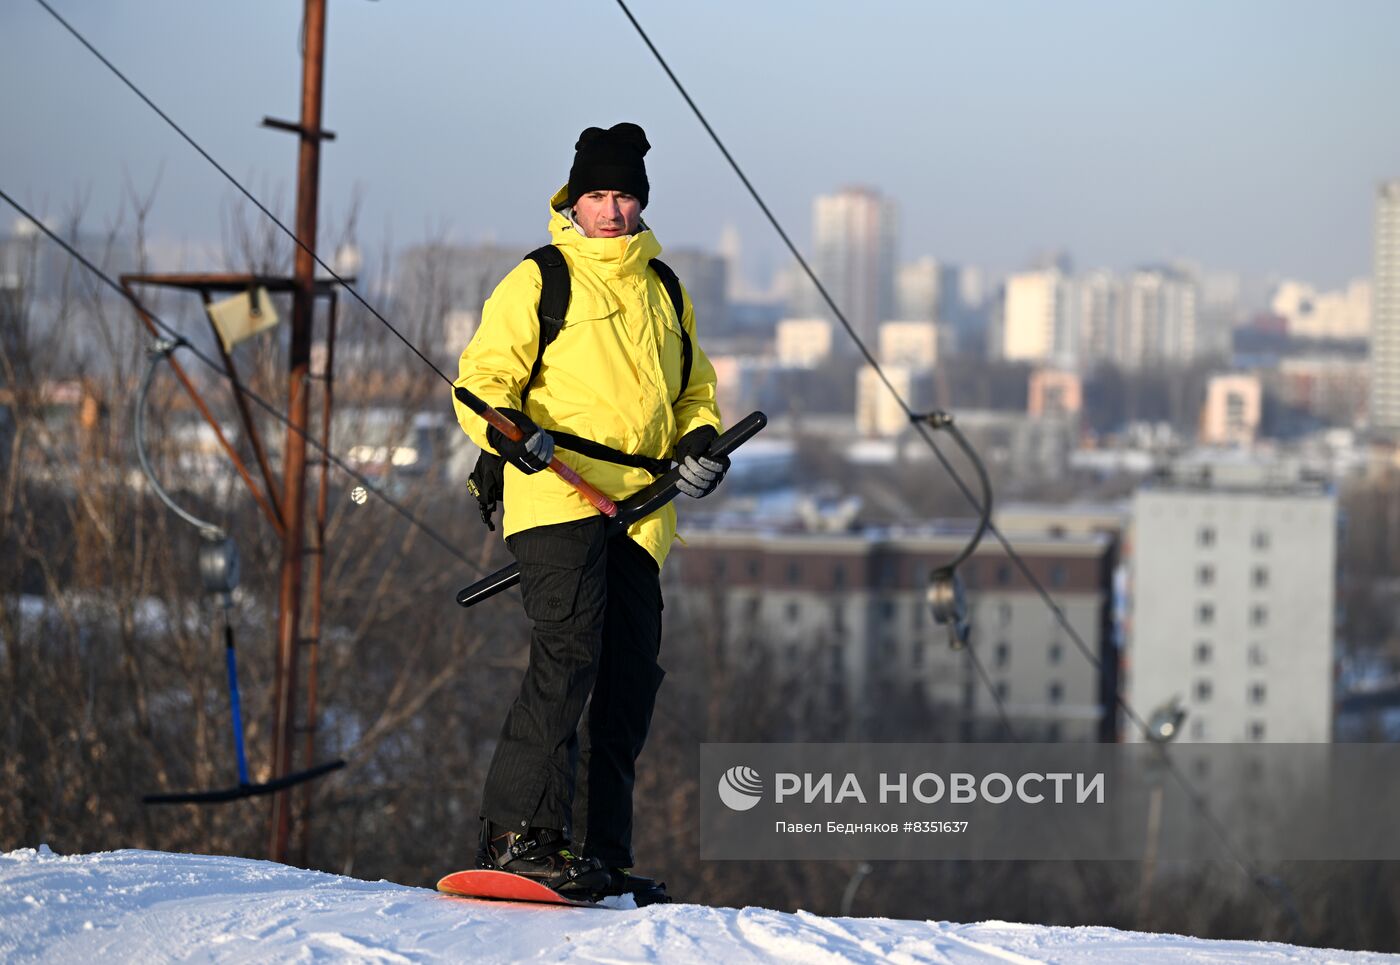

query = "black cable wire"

[
  {"left": 0, "top": 187, "right": 481, "bottom": 573},
  {"left": 31, "top": 0, "right": 456, "bottom": 389},
  {"left": 611, "top": 0, "right": 1295, "bottom": 919},
  {"left": 961, "top": 637, "right": 1017, "bottom": 740},
  {"left": 609, "top": 0, "right": 1152, "bottom": 735}
]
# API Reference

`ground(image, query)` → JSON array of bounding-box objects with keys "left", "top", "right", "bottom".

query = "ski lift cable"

[
  {"left": 962, "top": 633, "right": 1017, "bottom": 741},
  {"left": 610, "top": 0, "right": 1142, "bottom": 726},
  {"left": 610, "top": 0, "right": 1300, "bottom": 925},
  {"left": 31, "top": 0, "right": 456, "bottom": 389},
  {"left": 0, "top": 187, "right": 480, "bottom": 574}
]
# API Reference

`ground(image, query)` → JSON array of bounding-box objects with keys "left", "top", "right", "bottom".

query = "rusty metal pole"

[
  {"left": 296, "top": 292, "right": 336, "bottom": 868},
  {"left": 270, "top": 0, "right": 328, "bottom": 864}
]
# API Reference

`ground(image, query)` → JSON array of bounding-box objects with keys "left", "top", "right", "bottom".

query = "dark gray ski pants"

[{"left": 479, "top": 515, "right": 665, "bottom": 867}]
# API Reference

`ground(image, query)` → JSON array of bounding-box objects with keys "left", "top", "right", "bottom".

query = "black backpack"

[{"left": 466, "top": 244, "right": 691, "bottom": 530}]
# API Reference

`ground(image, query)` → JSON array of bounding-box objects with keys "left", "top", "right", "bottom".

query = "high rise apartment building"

[
  {"left": 1001, "top": 269, "right": 1070, "bottom": 365},
  {"left": 809, "top": 187, "right": 898, "bottom": 347},
  {"left": 1371, "top": 180, "right": 1400, "bottom": 434}
]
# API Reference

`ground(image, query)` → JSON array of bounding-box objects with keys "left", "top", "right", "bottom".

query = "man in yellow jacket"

[{"left": 452, "top": 123, "right": 724, "bottom": 901}]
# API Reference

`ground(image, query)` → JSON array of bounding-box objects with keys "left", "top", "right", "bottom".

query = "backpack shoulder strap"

[
  {"left": 648, "top": 257, "right": 692, "bottom": 398},
  {"left": 522, "top": 244, "right": 571, "bottom": 398}
]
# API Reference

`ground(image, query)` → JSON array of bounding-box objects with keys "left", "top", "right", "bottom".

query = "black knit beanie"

[{"left": 566, "top": 123, "right": 651, "bottom": 209}]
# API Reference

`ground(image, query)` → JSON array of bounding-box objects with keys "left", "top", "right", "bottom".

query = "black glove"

[
  {"left": 673, "top": 425, "right": 729, "bottom": 499},
  {"left": 466, "top": 453, "right": 505, "bottom": 531},
  {"left": 486, "top": 407, "right": 554, "bottom": 475}
]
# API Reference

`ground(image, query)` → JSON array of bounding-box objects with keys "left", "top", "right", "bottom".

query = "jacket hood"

[{"left": 548, "top": 184, "right": 660, "bottom": 275}]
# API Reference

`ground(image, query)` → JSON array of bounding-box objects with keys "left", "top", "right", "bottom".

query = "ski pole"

[{"left": 454, "top": 385, "right": 617, "bottom": 518}]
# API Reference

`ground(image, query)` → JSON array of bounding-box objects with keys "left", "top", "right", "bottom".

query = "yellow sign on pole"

[{"left": 206, "top": 288, "right": 279, "bottom": 351}]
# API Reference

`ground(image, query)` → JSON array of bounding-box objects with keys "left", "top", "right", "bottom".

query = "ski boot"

[
  {"left": 477, "top": 821, "right": 610, "bottom": 898},
  {"left": 594, "top": 867, "right": 671, "bottom": 906}
]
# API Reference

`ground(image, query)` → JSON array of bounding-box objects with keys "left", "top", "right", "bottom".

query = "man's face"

[{"left": 572, "top": 190, "right": 642, "bottom": 238}]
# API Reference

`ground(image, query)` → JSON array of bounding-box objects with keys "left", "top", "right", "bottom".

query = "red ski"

[{"left": 436, "top": 869, "right": 608, "bottom": 908}]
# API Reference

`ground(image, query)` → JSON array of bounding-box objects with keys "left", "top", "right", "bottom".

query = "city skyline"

[{"left": 3, "top": 1, "right": 1399, "bottom": 291}]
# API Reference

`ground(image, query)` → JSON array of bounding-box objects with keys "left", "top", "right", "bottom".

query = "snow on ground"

[{"left": 2, "top": 846, "right": 1395, "bottom": 964}]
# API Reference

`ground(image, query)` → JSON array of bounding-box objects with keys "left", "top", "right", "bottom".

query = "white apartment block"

[
  {"left": 856, "top": 363, "right": 933, "bottom": 437},
  {"left": 809, "top": 187, "right": 898, "bottom": 347},
  {"left": 1002, "top": 269, "right": 1069, "bottom": 364},
  {"left": 1119, "top": 268, "right": 1198, "bottom": 369},
  {"left": 1129, "top": 462, "right": 1336, "bottom": 742},
  {"left": 1372, "top": 179, "right": 1400, "bottom": 433},
  {"left": 1271, "top": 279, "right": 1371, "bottom": 341},
  {"left": 878, "top": 320, "right": 942, "bottom": 368},
  {"left": 1199, "top": 373, "right": 1262, "bottom": 447},
  {"left": 774, "top": 318, "right": 835, "bottom": 368}
]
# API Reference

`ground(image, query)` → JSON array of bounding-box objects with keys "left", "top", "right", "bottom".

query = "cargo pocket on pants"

[{"left": 509, "top": 518, "right": 603, "bottom": 623}]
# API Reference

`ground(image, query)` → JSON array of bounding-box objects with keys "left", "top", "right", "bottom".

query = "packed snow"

[{"left": 2, "top": 846, "right": 1394, "bottom": 963}]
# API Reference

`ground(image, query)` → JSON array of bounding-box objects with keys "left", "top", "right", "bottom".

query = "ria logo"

[{"left": 718, "top": 765, "right": 764, "bottom": 811}]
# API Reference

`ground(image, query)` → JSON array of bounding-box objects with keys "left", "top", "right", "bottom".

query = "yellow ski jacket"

[{"left": 452, "top": 186, "right": 722, "bottom": 569}]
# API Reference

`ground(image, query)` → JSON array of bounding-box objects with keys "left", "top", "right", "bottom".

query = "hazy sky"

[{"left": 4, "top": 0, "right": 1399, "bottom": 290}]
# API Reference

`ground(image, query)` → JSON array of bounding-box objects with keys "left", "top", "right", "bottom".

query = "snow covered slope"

[{"left": 2, "top": 846, "right": 1395, "bottom": 963}]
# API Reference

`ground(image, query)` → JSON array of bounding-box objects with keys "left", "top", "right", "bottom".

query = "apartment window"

[
  {"left": 1194, "top": 641, "right": 1213, "bottom": 665},
  {"left": 880, "top": 600, "right": 896, "bottom": 621},
  {"left": 912, "top": 599, "right": 924, "bottom": 630},
  {"left": 711, "top": 557, "right": 727, "bottom": 579},
  {"left": 1198, "top": 526, "right": 1216, "bottom": 548},
  {"left": 1249, "top": 682, "right": 1267, "bottom": 705},
  {"left": 1252, "top": 566, "right": 1269, "bottom": 589},
  {"left": 996, "top": 563, "right": 1012, "bottom": 586},
  {"left": 1050, "top": 564, "right": 1067, "bottom": 588},
  {"left": 994, "top": 641, "right": 1011, "bottom": 669},
  {"left": 1194, "top": 679, "right": 1213, "bottom": 702},
  {"left": 832, "top": 602, "right": 846, "bottom": 633},
  {"left": 747, "top": 558, "right": 761, "bottom": 579},
  {"left": 1048, "top": 681, "right": 1064, "bottom": 704},
  {"left": 998, "top": 603, "right": 1013, "bottom": 627},
  {"left": 1250, "top": 605, "right": 1268, "bottom": 628},
  {"left": 786, "top": 601, "right": 800, "bottom": 621},
  {"left": 830, "top": 644, "right": 843, "bottom": 674},
  {"left": 1196, "top": 564, "right": 1215, "bottom": 587},
  {"left": 1248, "top": 720, "right": 1267, "bottom": 741},
  {"left": 912, "top": 640, "right": 925, "bottom": 669},
  {"left": 744, "top": 596, "right": 761, "bottom": 620},
  {"left": 786, "top": 561, "right": 802, "bottom": 585},
  {"left": 833, "top": 564, "right": 846, "bottom": 589},
  {"left": 1190, "top": 718, "right": 1208, "bottom": 741},
  {"left": 995, "top": 681, "right": 1010, "bottom": 701},
  {"left": 1248, "top": 642, "right": 1267, "bottom": 667},
  {"left": 1252, "top": 529, "right": 1270, "bottom": 551},
  {"left": 1048, "top": 641, "right": 1063, "bottom": 664},
  {"left": 1046, "top": 722, "right": 1062, "bottom": 742},
  {"left": 1197, "top": 602, "right": 1215, "bottom": 626}
]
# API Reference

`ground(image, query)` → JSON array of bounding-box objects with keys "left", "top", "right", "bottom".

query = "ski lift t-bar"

[
  {"left": 911, "top": 410, "right": 994, "bottom": 650},
  {"left": 457, "top": 410, "right": 768, "bottom": 608},
  {"left": 454, "top": 385, "right": 618, "bottom": 517}
]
